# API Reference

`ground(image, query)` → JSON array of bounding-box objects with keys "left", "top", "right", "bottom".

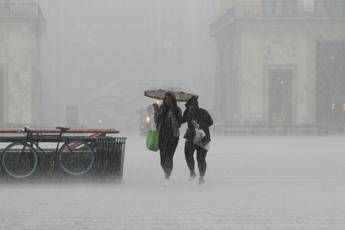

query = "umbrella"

[{"left": 144, "top": 88, "right": 198, "bottom": 102}]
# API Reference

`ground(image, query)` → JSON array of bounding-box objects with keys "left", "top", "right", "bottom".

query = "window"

[
  {"left": 0, "top": 0, "right": 10, "bottom": 8},
  {"left": 263, "top": 0, "right": 297, "bottom": 16},
  {"left": 263, "top": 0, "right": 275, "bottom": 16},
  {"left": 303, "top": 0, "right": 315, "bottom": 12},
  {"left": 315, "top": 0, "right": 345, "bottom": 16}
]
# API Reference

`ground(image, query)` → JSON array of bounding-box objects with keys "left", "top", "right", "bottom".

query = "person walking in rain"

[
  {"left": 182, "top": 96, "right": 213, "bottom": 184},
  {"left": 153, "top": 92, "right": 182, "bottom": 182}
]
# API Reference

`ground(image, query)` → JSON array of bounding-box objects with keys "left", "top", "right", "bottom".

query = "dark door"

[
  {"left": 269, "top": 69, "right": 293, "bottom": 125},
  {"left": 316, "top": 42, "right": 345, "bottom": 127},
  {"left": 0, "top": 68, "right": 3, "bottom": 124}
]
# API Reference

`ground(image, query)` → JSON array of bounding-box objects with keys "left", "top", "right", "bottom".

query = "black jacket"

[
  {"left": 182, "top": 106, "right": 213, "bottom": 144},
  {"left": 156, "top": 104, "right": 182, "bottom": 134},
  {"left": 155, "top": 103, "right": 182, "bottom": 150}
]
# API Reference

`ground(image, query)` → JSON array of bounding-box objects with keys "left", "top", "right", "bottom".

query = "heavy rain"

[{"left": 1, "top": 0, "right": 345, "bottom": 229}]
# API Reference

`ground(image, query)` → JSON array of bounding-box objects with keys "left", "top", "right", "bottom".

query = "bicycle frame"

[
  {"left": 19, "top": 128, "right": 105, "bottom": 156},
  {"left": 0, "top": 127, "right": 118, "bottom": 178},
  {"left": 18, "top": 129, "right": 63, "bottom": 159}
]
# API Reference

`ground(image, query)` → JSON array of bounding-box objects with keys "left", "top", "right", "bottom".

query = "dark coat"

[
  {"left": 156, "top": 104, "right": 182, "bottom": 135},
  {"left": 154, "top": 94, "right": 182, "bottom": 150},
  {"left": 182, "top": 97, "right": 213, "bottom": 144}
]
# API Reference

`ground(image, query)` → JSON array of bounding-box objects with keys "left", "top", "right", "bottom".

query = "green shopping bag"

[{"left": 146, "top": 129, "right": 159, "bottom": 152}]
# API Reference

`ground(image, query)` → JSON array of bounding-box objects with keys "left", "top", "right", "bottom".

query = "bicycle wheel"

[
  {"left": 1, "top": 142, "right": 39, "bottom": 179},
  {"left": 58, "top": 141, "right": 95, "bottom": 176}
]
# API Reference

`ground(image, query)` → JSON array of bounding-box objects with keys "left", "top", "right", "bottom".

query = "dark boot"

[{"left": 189, "top": 170, "right": 196, "bottom": 181}]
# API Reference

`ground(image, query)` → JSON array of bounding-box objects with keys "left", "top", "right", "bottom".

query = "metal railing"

[
  {"left": 213, "top": 124, "right": 329, "bottom": 135},
  {"left": 0, "top": 2, "right": 44, "bottom": 20},
  {"left": 237, "top": 4, "right": 345, "bottom": 18},
  {"left": 0, "top": 129, "right": 127, "bottom": 181}
]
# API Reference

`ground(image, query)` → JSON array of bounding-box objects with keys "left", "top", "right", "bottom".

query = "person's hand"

[
  {"left": 192, "top": 120, "right": 199, "bottom": 129},
  {"left": 153, "top": 103, "right": 159, "bottom": 112}
]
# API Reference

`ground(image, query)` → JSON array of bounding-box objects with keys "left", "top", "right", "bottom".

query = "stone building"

[
  {"left": 0, "top": 0, "right": 44, "bottom": 126},
  {"left": 211, "top": 0, "right": 345, "bottom": 130}
]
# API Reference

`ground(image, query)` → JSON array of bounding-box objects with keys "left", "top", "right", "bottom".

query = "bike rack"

[{"left": 0, "top": 128, "right": 126, "bottom": 181}]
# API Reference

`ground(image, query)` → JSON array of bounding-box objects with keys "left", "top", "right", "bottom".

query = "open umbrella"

[{"left": 144, "top": 88, "right": 198, "bottom": 102}]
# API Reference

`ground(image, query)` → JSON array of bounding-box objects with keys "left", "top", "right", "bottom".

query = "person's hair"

[
  {"left": 163, "top": 92, "right": 178, "bottom": 109},
  {"left": 161, "top": 92, "right": 181, "bottom": 118}
]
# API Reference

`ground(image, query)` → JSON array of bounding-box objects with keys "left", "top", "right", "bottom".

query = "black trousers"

[
  {"left": 160, "top": 137, "right": 179, "bottom": 178},
  {"left": 184, "top": 141, "right": 208, "bottom": 177}
]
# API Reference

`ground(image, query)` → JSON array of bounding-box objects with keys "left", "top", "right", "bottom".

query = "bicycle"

[{"left": 1, "top": 127, "right": 96, "bottom": 179}]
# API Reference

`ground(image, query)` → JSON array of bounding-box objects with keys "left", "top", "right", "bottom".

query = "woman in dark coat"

[
  {"left": 154, "top": 92, "right": 182, "bottom": 180},
  {"left": 182, "top": 96, "right": 213, "bottom": 184}
]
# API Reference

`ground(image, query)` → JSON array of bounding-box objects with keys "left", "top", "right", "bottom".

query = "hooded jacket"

[{"left": 182, "top": 97, "right": 213, "bottom": 144}]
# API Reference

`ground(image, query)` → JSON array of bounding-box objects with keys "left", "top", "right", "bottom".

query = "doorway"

[
  {"left": 0, "top": 68, "right": 3, "bottom": 124},
  {"left": 316, "top": 42, "right": 345, "bottom": 128},
  {"left": 268, "top": 68, "right": 293, "bottom": 125}
]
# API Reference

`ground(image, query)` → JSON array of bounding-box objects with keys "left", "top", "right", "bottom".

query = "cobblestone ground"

[{"left": 1, "top": 135, "right": 345, "bottom": 230}]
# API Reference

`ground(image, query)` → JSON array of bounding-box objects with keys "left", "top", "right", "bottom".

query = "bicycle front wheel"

[
  {"left": 1, "top": 142, "right": 39, "bottom": 179},
  {"left": 58, "top": 141, "right": 95, "bottom": 176}
]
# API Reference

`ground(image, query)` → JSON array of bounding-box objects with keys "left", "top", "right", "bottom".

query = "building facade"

[
  {"left": 211, "top": 0, "right": 345, "bottom": 129},
  {"left": 0, "top": 0, "right": 44, "bottom": 126}
]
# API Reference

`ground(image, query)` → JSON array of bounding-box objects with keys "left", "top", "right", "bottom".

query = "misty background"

[
  {"left": 2, "top": 1, "right": 345, "bottom": 229},
  {"left": 1, "top": 0, "right": 345, "bottom": 134},
  {"left": 39, "top": 0, "right": 217, "bottom": 131}
]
